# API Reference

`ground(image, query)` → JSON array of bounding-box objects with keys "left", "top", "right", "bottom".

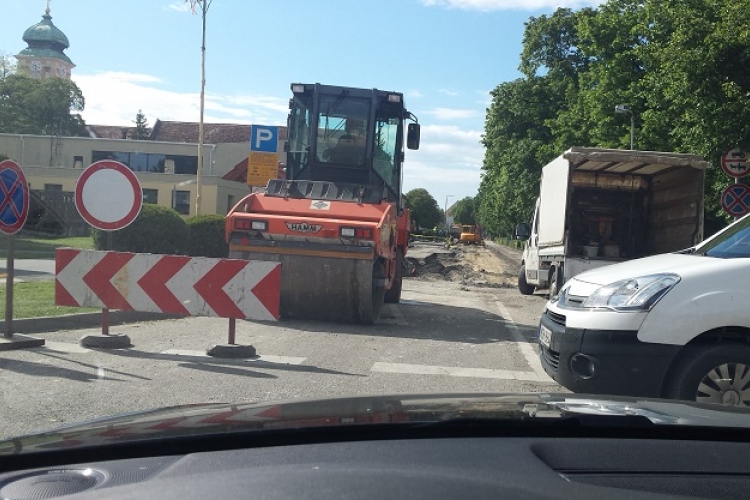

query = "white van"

[{"left": 539, "top": 211, "right": 750, "bottom": 405}]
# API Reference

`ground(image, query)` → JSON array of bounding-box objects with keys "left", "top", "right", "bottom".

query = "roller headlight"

[{"left": 582, "top": 274, "right": 680, "bottom": 311}]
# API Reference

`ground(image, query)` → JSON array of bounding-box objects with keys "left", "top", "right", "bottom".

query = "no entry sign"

[
  {"left": 0, "top": 160, "right": 29, "bottom": 235},
  {"left": 75, "top": 161, "right": 143, "bottom": 231}
]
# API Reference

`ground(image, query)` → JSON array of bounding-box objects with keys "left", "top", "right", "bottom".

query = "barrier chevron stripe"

[{"left": 55, "top": 249, "right": 280, "bottom": 320}]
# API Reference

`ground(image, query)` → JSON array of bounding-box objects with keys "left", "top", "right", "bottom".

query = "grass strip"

[
  {"left": 0, "top": 281, "right": 98, "bottom": 319},
  {"left": 0, "top": 234, "right": 94, "bottom": 260}
]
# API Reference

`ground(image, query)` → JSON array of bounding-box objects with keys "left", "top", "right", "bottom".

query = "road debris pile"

[{"left": 406, "top": 242, "right": 519, "bottom": 288}]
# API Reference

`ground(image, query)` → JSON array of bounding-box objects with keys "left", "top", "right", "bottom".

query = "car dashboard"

[{"left": 0, "top": 432, "right": 748, "bottom": 500}]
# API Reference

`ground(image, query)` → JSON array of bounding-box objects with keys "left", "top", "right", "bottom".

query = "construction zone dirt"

[{"left": 405, "top": 241, "right": 521, "bottom": 288}]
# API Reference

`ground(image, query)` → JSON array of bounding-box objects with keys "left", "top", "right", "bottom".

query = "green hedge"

[
  {"left": 185, "top": 214, "right": 228, "bottom": 258},
  {"left": 92, "top": 204, "right": 188, "bottom": 255}
]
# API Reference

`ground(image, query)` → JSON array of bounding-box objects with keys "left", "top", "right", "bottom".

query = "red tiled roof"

[
  {"left": 151, "top": 120, "right": 252, "bottom": 143},
  {"left": 222, "top": 158, "right": 249, "bottom": 182},
  {"left": 86, "top": 125, "right": 134, "bottom": 139}
]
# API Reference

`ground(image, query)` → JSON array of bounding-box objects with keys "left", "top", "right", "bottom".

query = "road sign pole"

[
  {"left": 0, "top": 160, "right": 44, "bottom": 349},
  {"left": 4, "top": 234, "right": 14, "bottom": 338},
  {"left": 735, "top": 177, "right": 740, "bottom": 221}
]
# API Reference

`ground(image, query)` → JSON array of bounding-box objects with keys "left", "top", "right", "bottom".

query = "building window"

[
  {"left": 227, "top": 195, "right": 235, "bottom": 214},
  {"left": 73, "top": 155, "right": 84, "bottom": 169},
  {"left": 173, "top": 190, "right": 190, "bottom": 215},
  {"left": 142, "top": 188, "right": 158, "bottom": 205},
  {"left": 44, "top": 184, "right": 63, "bottom": 192},
  {"left": 92, "top": 151, "right": 197, "bottom": 174}
]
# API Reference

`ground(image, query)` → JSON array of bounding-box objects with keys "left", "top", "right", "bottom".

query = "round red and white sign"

[
  {"left": 721, "top": 148, "right": 750, "bottom": 178},
  {"left": 75, "top": 160, "right": 143, "bottom": 231}
]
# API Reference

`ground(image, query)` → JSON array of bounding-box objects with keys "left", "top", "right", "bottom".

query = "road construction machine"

[
  {"left": 459, "top": 224, "right": 483, "bottom": 245},
  {"left": 226, "top": 83, "right": 420, "bottom": 324}
]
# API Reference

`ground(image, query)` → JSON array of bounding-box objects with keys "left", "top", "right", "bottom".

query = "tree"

[
  {"left": 0, "top": 74, "right": 86, "bottom": 136},
  {"left": 452, "top": 197, "right": 476, "bottom": 225},
  {"left": 404, "top": 188, "right": 442, "bottom": 230},
  {"left": 0, "top": 53, "right": 15, "bottom": 79},
  {"left": 132, "top": 109, "right": 151, "bottom": 140}
]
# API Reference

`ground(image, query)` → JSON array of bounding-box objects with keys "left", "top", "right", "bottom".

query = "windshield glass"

[
  {"left": 694, "top": 214, "right": 750, "bottom": 258},
  {"left": 373, "top": 102, "right": 401, "bottom": 194},
  {"left": 2, "top": 0, "right": 750, "bottom": 457},
  {"left": 286, "top": 94, "right": 312, "bottom": 179},
  {"left": 317, "top": 94, "right": 370, "bottom": 167}
]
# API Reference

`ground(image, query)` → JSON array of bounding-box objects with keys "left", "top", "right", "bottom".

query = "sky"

[{"left": 1, "top": 0, "right": 596, "bottom": 210}]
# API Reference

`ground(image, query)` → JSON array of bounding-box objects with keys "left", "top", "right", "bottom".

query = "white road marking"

[
  {"left": 495, "top": 300, "right": 551, "bottom": 381},
  {"left": 162, "top": 349, "right": 306, "bottom": 365},
  {"left": 43, "top": 341, "right": 91, "bottom": 354},
  {"left": 371, "top": 361, "right": 545, "bottom": 381}
]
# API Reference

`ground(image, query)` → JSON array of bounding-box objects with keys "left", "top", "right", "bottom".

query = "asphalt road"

[{"left": 0, "top": 246, "right": 565, "bottom": 440}]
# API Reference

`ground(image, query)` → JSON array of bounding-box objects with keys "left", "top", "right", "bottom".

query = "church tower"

[{"left": 15, "top": 1, "right": 75, "bottom": 80}]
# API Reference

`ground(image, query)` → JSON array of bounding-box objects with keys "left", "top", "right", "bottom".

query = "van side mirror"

[
  {"left": 514, "top": 223, "right": 530, "bottom": 241},
  {"left": 407, "top": 123, "right": 420, "bottom": 150}
]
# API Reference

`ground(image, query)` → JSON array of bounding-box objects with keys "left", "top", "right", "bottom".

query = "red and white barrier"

[{"left": 56, "top": 249, "right": 281, "bottom": 321}]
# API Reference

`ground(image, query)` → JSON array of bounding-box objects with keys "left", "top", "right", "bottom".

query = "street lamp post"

[
  {"left": 190, "top": 0, "right": 213, "bottom": 215},
  {"left": 615, "top": 104, "right": 634, "bottom": 150},
  {"left": 444, "top": 195, "right": 454, "bottom": 232}
]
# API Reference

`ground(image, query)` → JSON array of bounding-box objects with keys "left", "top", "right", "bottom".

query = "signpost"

[
  {"left": 721, "top": 184, "right": 750, "bottom": 218},
  {"left": 75, "top": 160, "right": 143, "bottom": 231},
  {"left": 1, "top": 159, "right": 30, "bottom": 338},
  {"left": 74, "top": 160, "right": 143, "bottom": 348},
  {"left": 0, "top": 160, "right": 42, "bottom": 348},
  {"left": 721, "top": 148, "right": 750, "bottom": 178},
  {"left": 0, "top": 160, "right": 30, "bottom": 236},
  {"left": 720, "top": 148, "right": 750, "bottom": 219},
  {"left": 247, "top": 125, "right": 279, "bottom": 187}
]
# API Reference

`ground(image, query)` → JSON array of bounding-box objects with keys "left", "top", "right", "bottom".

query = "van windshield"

[{"left": 695, "top": 215, "right": 750, "bottom": 258}]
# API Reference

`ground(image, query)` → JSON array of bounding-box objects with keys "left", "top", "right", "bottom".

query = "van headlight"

[{"left": 582, "top": 274, "right": 680, "bottom": 311}]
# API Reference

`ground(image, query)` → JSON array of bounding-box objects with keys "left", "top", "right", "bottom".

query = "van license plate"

[{"left": 539, "top": 324, "right": 552, "bottom": 349}]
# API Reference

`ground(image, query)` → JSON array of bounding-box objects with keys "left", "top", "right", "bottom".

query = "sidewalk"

[{"left": 0, "top": 259, "right": 56, "bottom": 282}]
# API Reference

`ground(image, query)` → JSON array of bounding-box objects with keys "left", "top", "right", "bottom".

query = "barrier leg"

[
  {"left": 206, "top": 317, "right": 256, "bottom": 358},
  {"left": 79, "top": 307, "right": 131, "bottom": 349}
]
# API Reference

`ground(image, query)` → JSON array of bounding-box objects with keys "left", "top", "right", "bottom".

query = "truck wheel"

[
  {"left": 518, "top": 265, "right": 535, "bottom": 295},
  {"left": 385, "top": 249, "right": 403, "bottom": 304},
  {"left": 666, "top": 343, "right": 750, "bottom": 405}
]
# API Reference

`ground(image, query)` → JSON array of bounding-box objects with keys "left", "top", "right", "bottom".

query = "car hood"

[
  {"left": 567, "top": 252, "right": 708, "bottom": 293},
  {"left": 2, "top": 393, "right": 750, "bottom": 455}
]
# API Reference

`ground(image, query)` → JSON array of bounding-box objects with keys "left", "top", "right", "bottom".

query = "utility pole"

[{"left": 189, "top": 0, "right": 213, "bottom": 215}]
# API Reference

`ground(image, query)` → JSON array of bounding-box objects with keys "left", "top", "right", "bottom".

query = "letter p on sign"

[{"left": 250, "top": 125, "right": 279, "bottom": 153}]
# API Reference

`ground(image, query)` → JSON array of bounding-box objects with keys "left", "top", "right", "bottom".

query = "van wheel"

[
  {"left": 518, "top": 265, "right": 535, "bottom": 295},
  {"left": 548, "top": 267, "right": 561, "bottom": 300},
  {"left": 666, "top": 344, "right": 750, "bottom": 406}
]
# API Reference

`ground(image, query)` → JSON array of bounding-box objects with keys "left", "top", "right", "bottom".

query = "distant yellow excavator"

[{"left": 459, "top": 225, "right": 484, "bottom": 245}]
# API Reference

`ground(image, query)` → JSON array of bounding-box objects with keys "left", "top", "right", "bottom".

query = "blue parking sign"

[{"left": 250, "top": 125, "right": 278, "bottom": 153}]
